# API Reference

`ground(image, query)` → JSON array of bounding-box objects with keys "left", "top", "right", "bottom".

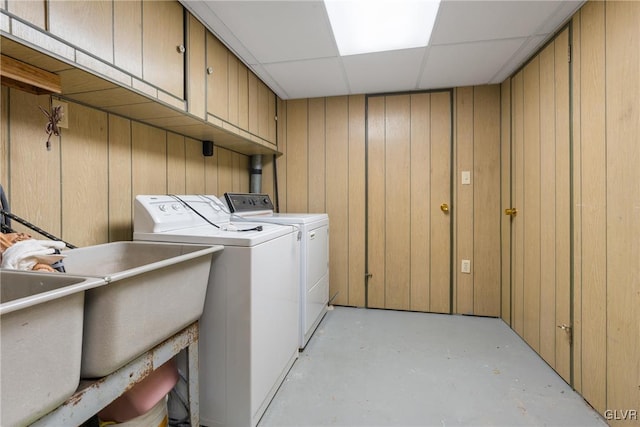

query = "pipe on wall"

[{"left": 250, "top": 155, "right": 262, "bottom": 193}]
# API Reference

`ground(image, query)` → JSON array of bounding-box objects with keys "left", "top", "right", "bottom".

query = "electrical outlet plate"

[
  {"left": 51, "top": 99, "right": 69, "bottom": 129},
  {"left": 461, "top": 259, "right": 471, "bottom": 274}
]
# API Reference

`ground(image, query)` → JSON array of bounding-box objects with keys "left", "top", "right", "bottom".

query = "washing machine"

[
  {"left": 224, "top": 192, "right": 329, "bottom": 350},
  {"left": 133, "top": 194, "right": 299, "bottom": 427}
]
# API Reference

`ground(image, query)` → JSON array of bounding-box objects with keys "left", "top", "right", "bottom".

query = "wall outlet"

[
  {"left": 461, "top": 259, "right": 471, "bottom": 274},
  {"left": 52, "top": 99, "right": 69, "bottom": 129}
]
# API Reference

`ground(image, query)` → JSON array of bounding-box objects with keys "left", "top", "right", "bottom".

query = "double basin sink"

[{"left": 0, "top": 241, "right": 222, "bottom": 426}]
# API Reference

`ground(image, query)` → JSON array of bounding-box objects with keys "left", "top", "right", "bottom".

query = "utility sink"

[
  {"left": 0, "top": 270, "right": 106, "bottom": 427},
  {"left": 60, "top": 241, "right": 222, "bottom": 378}
]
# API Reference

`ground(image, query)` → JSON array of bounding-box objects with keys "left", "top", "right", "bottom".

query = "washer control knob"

[
  {"left": 171, "top": 203, "right": 181, "bottom": 211},
  {"left": 158, "top": 204, "right": 167, "bottom": 212}
]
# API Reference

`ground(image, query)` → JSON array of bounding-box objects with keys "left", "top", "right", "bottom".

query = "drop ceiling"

[{"left": 180, "top": 0, "right": 584, "bottom": 100}]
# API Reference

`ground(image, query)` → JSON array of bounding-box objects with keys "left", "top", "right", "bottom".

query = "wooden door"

[
  {"left": 367, "top": 91, "right": 452, "bottom": 313},
  {"left": 509, "top": 29, "right": 571, "bottom": 382}
]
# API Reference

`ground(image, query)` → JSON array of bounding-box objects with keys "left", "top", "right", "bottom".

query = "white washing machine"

[
  {"left": 133, "top": 194, "right": 299, "bottom": 427},
  {"left": 224, "top": 192, "right": 329, "bottom": 350}
]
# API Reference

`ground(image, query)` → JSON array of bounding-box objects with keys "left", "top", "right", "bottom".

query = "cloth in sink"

[{"left": 0, "top": 234, "right": 66, "bottom": 272}]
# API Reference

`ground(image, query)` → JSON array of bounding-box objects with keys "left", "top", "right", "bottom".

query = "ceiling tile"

[
  {"left": 420, "top": 38, "right": 525, "bottom": 89},
  {"left": 263, "top": 57, "right": 349, "bottom": 99},
  {"left": 342, "top": 48, "right": 426, "bottom": 95},
  {"left": 200, "top": 0, "right": 338, "bottom": 64},
  {"left": 181, "top": 0, "right": 585, "bottom": 99},
  {"left": 535, "top": 1, "right": 584, "bottom": 34},
  {"left": 431, "top": 0, "right": 566, "bottom": 45},
  {"left": 489, "top": 34, "right": 548, "bottom": 83}
]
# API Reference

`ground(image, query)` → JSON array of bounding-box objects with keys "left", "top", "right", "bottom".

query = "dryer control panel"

[{"left": 225, "top": 193, "right": 274, "bottom": 214}]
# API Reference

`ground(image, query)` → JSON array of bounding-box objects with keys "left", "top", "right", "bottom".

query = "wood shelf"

[{"left": 0, "top": 53, "right": 61, "bottom": 94}]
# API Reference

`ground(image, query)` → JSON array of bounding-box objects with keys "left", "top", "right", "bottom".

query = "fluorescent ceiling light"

[{"left": 324, "top": 0, "right": 441, "bottom": 56}]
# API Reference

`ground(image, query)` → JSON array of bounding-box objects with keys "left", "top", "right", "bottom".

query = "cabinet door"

[
  {"left": 257, "top": 80, "right": 269, "bottom": 140},
  {"left": 49, "top": 0, "right": 113, "bottom": 63},
  {"left": 248, "top": 70, "right": 259, "bottom": 135},
  {"left": 237, "top": 62, "right": 249, "bottom": 130},
  {"left": 114, "top": 0, "right": 142, "bottom": 77},
  {"left": 142, "top": 0, "right": 184, "bottom": 99},
  {"left": 227, "top": 54, "right": 239, "bottom": 126},
  {"left": 187, "top": 13, "right": 206, "bottom": 119},
  {"left": 249, "top": 73, "right": 276, "bottom": 144},
  {"left": 268, "top": 91, "right": 277, "bottom": 143},
  {"left": 7, "top": 0, "right": 46, "bottom": 29},
  {"left": 206, "top": 33, "right": 228, "bottom": 120}
]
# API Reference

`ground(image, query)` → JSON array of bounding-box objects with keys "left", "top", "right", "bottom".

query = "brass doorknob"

[
  {"left": 505, "top": 208, "right": 518, "bottom": 217},
  {"left": 440, "top": 203, "right": 449, "bottom": 213}
]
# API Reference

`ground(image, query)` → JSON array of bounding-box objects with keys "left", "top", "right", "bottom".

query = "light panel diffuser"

[{"left": 324, "top": 0, "right": 440, "bottom": 56}]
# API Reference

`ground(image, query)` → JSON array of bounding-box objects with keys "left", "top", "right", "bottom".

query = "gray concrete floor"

[{"left": 259, "top": 306, "right": 606, "bottom": 427}]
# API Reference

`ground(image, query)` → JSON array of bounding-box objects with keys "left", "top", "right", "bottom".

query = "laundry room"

[{"left": 0, "top": 0, "right": 638, "bottom": 426}]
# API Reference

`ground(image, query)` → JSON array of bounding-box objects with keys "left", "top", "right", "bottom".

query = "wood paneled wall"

[
  {"left": 506, "top": 29, "right": 572, "bottom": 383},
  {"left": 278, "top": 88, "right": 501, "bottom": 314},
  {"left": 572, "top": 1, "right": 640, "bottom": 422},
  {"left": 453, "top": 86, "right": 502, "bottom": 317},
  {"left": 499, "top": 2, "right": 640, "bottom": 421},
  {"left": 276, "top": 95, "right": 366, "bottom": 307},
  {"left": 0, "top": 87, "right": 250, "bottom": 247}
]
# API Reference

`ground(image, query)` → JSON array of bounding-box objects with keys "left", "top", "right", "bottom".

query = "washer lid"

[
  {"left": 134, "top": 221, "right": 293, "bottom": 247},
  {"left": 241, "top": 213, "right": 329, "bottom": 226}
]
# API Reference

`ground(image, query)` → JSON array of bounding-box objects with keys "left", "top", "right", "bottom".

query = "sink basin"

[
  {"left": 0, "top": 270, "right": 106, "bottom": 427},
  {"left": 59, "top": 241, "right": 222, "bottom": 378}
]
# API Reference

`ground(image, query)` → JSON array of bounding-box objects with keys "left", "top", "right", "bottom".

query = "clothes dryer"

[
  {"left": 133, "top": 194, "right": 299, "bottom": 427},
  {"left": 224, "top": 192, "right": 329, "bottom": 349}
]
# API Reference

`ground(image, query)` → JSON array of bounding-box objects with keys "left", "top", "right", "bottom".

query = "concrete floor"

[{"left": 259, "top": 306, "right": 606, "bottom": 427}]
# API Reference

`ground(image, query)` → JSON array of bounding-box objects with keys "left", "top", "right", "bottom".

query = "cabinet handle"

[
  {"left": 207, "top": 67, "right": 214, "bottom": 75},
  {"left": 440, "top": 203, "right": 449, "bottom": 213},
  {"left": 177, "top": 45, "right": 186, "bottom": 54},
  {"left": 505, "top": 208, "right": 518, "bottom": 217}
]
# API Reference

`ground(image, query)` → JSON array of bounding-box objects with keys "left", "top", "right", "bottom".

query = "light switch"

[
  {"left": 461, "top": 259, "right": 471, "bottom": 274},
  {"left": 461, "top": 171, "right": 471, "bottom": 185}
]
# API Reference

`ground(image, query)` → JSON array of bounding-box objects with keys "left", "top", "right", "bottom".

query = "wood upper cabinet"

[
  {"left": 206, "top": 32, "right": 229, "bottom": 121},
  {"left": 142, "top": 0, "right": 185, "bottom": 99},
  {"left": 48, "top": 0, "right": 184, "bottom": 99},
  {"left": 204, "top": 32, "right": 275, "bottom": 144},
  {"left": 49, "top": 0, "right": 113, "bottom": 63},
  {"left": 266, "top": 83, "right": 276, "bottom": 143},
  {"left": 186, "top": 12, "right": 206, "bottom": 119},
  {"left": 237, "top": 62, "right": 249, "bottom": 130},
  {"left": 114, "top": 0, "right": 142, "bottom": 78},
  {"left": 228, "top": 55, "right": 250, "bottom": 129},
  {"left": 249, "top": 71, "right": 276, "bottom": 144},
  {"left": 6, "top": 0, "right": 46, "bottom": 29}
]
